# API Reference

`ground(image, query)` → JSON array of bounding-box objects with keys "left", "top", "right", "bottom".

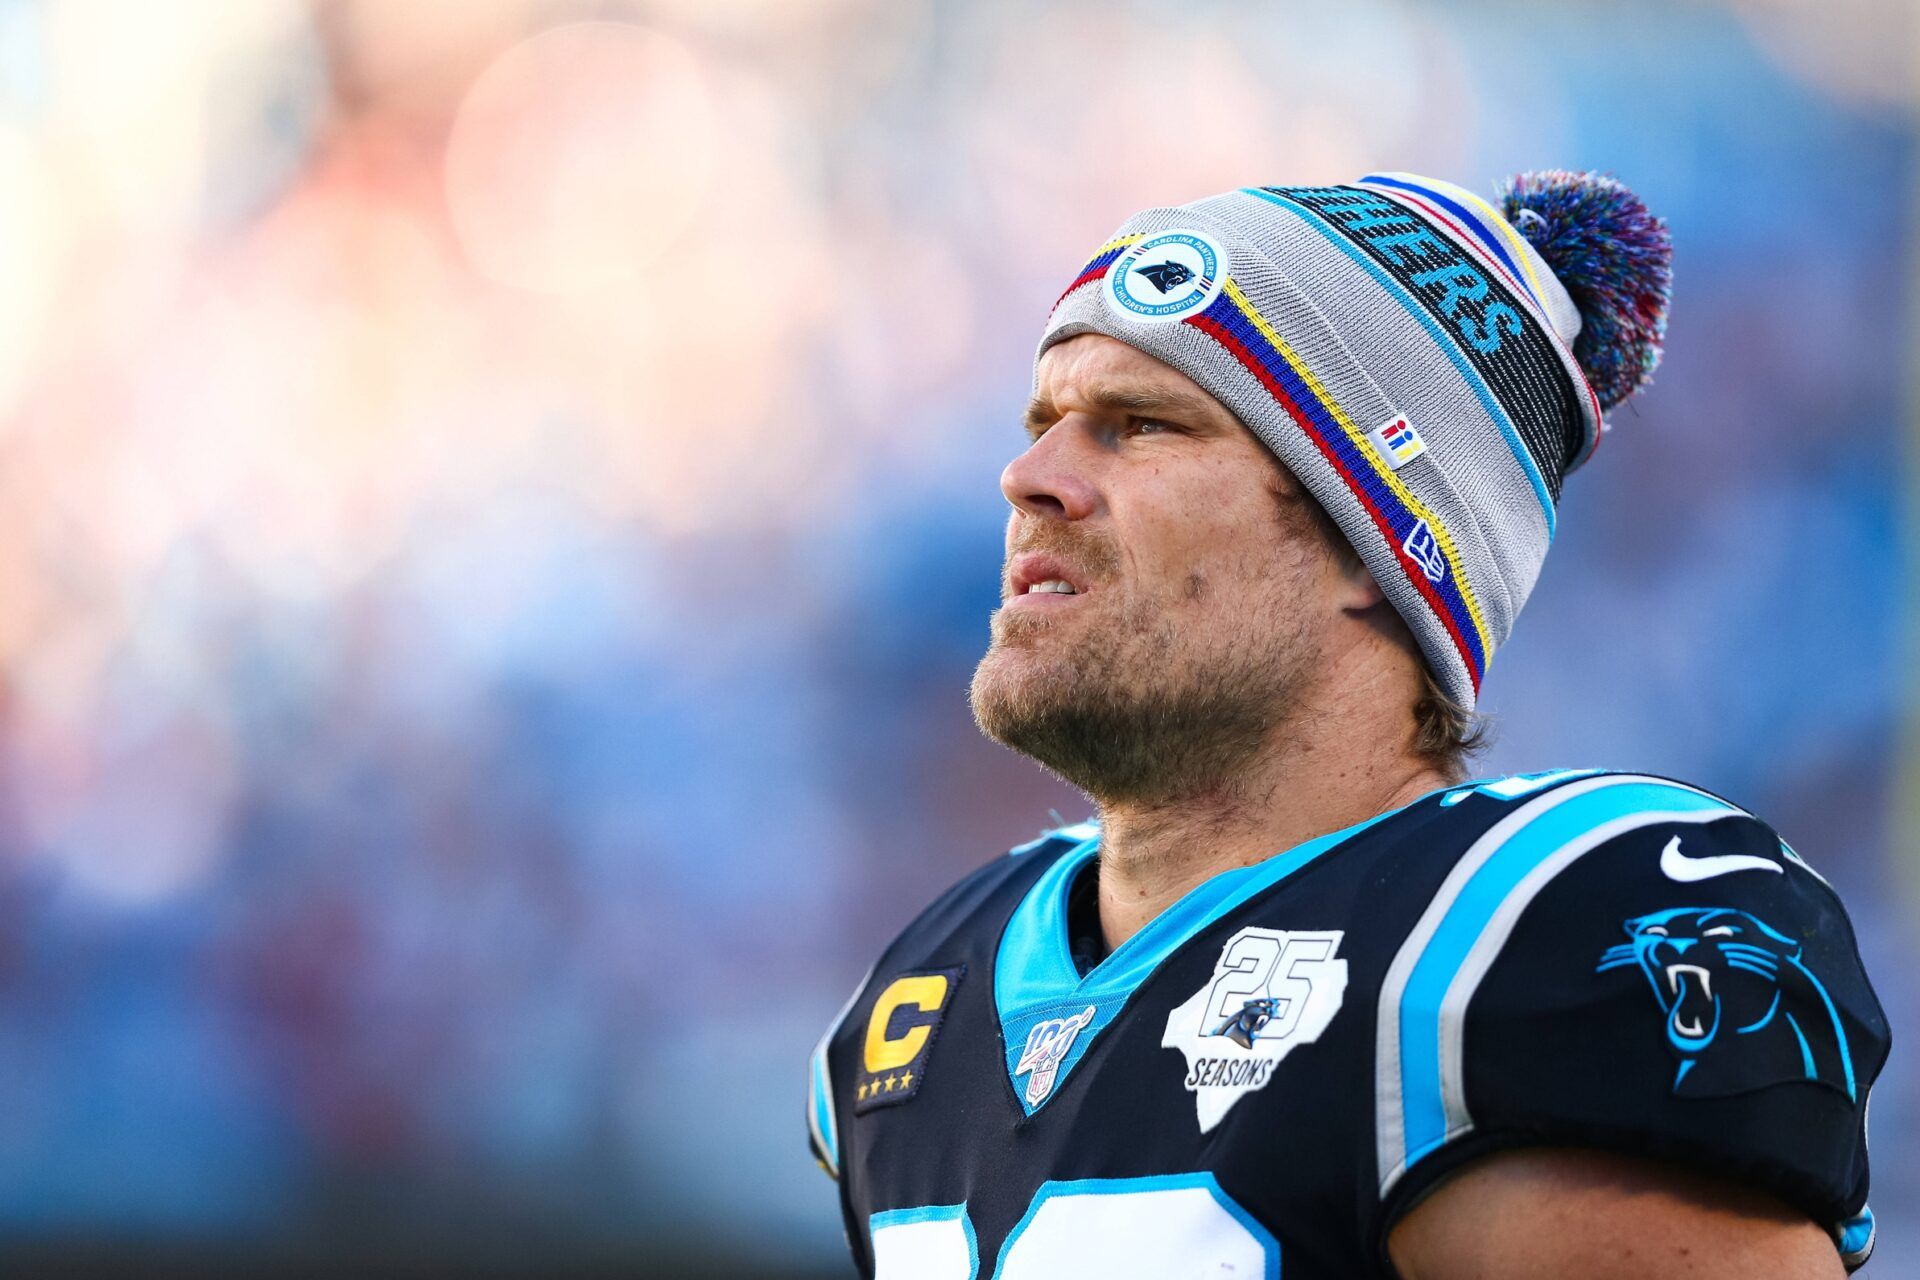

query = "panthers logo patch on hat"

[{"left": 1105, "top": 229, "right": 1228, "bottom": 324}]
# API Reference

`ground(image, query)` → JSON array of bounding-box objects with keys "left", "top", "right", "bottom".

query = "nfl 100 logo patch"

[
  {"left": 1161, "top": 928, "right": 1348, "bottom": 1133},
  {"left": 1014, "top": 1005, "right": 1096, "bottom": 1107}
]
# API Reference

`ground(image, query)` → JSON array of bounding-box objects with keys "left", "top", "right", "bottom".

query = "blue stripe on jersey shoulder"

[
  {"left": 1376, "top": 772, "right": 1750, "bottom": 1194},
  {"left": 1837, "top": 1205, "right": 1875, "bottom": 1268},
  {"left": 808, "top": 966, "right": 872, "bottom": 1181},
  {"left": 807, "top": 1033, "right": 836, "bottom": 1175},
  {"left": 1437, "top": 767, "right": 1605, "bottom": 806},
  {"left": 994, "top": 787, "right": 1453, "bottom": 1116}
]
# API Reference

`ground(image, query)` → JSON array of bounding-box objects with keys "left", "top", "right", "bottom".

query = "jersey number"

[{"left": 870, "top": 1174, "right": 1278, "bottom": 1280}]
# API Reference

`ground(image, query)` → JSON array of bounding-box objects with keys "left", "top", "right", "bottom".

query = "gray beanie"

[{"left": 1035, "top": 171, "right": 1673, "bottom": 710}]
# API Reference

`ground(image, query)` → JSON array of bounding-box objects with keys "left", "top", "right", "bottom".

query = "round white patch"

[
  {"left": 1103, "top": 228, "right": 1229, "bottom": 324},
  {"left": 1161, "top": 926, "right": 1348, "bottom": 1134}
]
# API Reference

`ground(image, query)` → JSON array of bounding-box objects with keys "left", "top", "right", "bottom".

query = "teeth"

[
  {"left": 1026, "top": 580, "right": 1077, "bottom": 595},
  {"left": 1666, "top": 963, "right": 1712, "bottom": 1001}
]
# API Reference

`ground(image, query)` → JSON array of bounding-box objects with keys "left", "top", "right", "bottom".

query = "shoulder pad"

[{"left": 1374, "top": 772, "right": 1887, "bottom": 1270}]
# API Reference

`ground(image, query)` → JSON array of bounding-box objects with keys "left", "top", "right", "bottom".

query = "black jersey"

[{"left": 806, "top": 770, "right": 1889, "bottom": 1278}]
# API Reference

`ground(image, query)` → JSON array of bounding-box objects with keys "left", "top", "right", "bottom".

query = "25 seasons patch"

[
  {"left": 855, "top": 966, "right": 963, "bottom": 1114},
  {"left": 1162, "top": 928, "right": 1348, "bottom": 1133}
]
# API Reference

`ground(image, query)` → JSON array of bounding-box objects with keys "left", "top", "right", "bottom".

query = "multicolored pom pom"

[{"left": 1499, "top": 170, "right": 1673, "bottom": 413}]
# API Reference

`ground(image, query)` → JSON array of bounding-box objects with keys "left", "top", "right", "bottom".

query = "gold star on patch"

[
  {"left": 856, "top": 1082, "right": 869, "bottom": 1100},
  {"left": 900, "top": 1070, "right": 914, "bottom": 1089},
  {"left": 884, "top": 1074, "right": 899, "bottom": 1091}
]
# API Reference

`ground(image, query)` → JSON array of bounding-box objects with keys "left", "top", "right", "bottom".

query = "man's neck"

[{"left": 1091, "top": 670, "right": 1448, "bottom": 954}]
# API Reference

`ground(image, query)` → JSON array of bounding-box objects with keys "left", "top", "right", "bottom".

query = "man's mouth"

[{"left": 1005, "top": 552, "right": 1093, "bottom": 606}]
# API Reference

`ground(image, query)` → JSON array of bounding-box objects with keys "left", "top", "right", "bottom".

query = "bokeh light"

[
  {"left": 0, "top": 0, "right": 1909, "bottom": 1274},
  {"left": 446, "top": 22, "right": 716, "bottom": 297}
]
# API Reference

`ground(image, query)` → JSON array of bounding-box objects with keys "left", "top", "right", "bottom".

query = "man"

[{"left": 806, "top": 171, "right": 1888, "bottom": 1278}]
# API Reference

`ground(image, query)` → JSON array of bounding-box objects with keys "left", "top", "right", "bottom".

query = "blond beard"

[{"left": 969, "top": 587, "right": 1316, "bottom": 808}]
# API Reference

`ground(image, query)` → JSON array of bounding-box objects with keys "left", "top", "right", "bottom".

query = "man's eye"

[{"left": 1130, "top": 418, "right": 1176, "bottom": 435}]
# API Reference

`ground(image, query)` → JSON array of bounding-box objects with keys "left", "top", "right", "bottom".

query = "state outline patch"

[{"left": 1162, "top": 926, "right": 1348, "bottom": 1133}]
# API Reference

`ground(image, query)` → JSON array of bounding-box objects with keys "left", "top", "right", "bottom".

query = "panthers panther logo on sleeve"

[{"left": 1597, "top": 907, "right": 1856, "bottom": 1101}]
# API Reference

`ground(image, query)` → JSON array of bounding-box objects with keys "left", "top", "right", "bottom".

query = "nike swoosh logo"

[{"left": 1659, "top": 834, "right": 1782, "bottom": 882}]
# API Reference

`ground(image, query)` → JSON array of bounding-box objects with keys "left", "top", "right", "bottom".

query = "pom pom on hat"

[{"left": 1499, "top": 170, "right": 1672, "bottom": 413}]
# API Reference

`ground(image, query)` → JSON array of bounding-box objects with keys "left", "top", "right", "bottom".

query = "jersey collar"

[{"left": 993, "top": 794, "right": 1437, "bottom": 1116}]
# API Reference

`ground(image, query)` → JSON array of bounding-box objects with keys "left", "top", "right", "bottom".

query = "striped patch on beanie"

[{"left": 1055, "top": 233, "right": 1144, "bottom": 310}]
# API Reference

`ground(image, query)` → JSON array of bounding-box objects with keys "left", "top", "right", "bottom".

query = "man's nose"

[{"left": 1000, "top": 419, "right": 1100, "bottom": 521}]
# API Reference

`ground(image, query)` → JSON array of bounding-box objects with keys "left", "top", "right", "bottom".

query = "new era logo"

[
  {"left": 1366, "top": 415, "right": 1427, "bottom": 470},
  {"left": 1402, "top": 519, "right": 1446, "bottom": 583}
]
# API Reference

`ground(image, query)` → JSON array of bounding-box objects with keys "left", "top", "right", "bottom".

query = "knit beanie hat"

[{"left": 1035, "top": 171, "right": 1673, "bottom": 710}]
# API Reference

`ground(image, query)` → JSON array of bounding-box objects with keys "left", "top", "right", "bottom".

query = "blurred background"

[{"left": 0, "top": 0, "right": 1910, "bottom": 1274}]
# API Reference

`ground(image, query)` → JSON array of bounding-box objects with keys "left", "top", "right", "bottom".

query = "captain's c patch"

[{"left": 856, "top": 966, "right": 963, "bottom": 1114}]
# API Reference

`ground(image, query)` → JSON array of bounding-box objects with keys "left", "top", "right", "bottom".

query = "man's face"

[{"left": 969, "top": 334, "right": 1358, "bottom": 806}]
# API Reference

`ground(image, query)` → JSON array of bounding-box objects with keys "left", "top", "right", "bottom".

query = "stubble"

[{"left": 969, "top": 528, "right": 1318, "bottom": 808}]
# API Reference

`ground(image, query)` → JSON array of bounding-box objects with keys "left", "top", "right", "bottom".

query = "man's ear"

[{"left": 1334, "top": 556, "right": 1386, "bottom": 614}]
